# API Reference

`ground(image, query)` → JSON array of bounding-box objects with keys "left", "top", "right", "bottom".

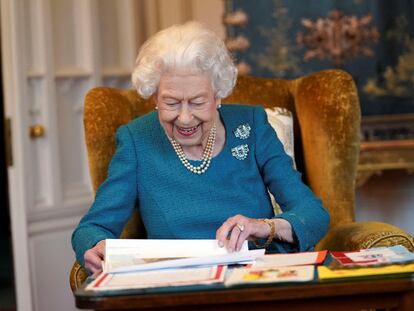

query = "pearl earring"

[
  {"left": 217, "top": 104, "right": 222, "bottom": 109},
  {"left": 155, "top": 106, "right": 158, "bottom": 110}
]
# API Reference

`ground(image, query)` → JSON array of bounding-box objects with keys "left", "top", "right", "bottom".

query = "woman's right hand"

[{"left": 84, "top": 240, "right": 106, "bottom": 275}]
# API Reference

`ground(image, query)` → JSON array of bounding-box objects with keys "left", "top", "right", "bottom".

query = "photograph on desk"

[
  {"left": 318, "top": 263, "right": 414, "bottom": 281},
  {"left": 318, "top": 245, "right": 414, "bottom": 281},
  {"left": 329, "top": 245, "right": 414, "bottom": 267},
  {"left": 87, "top": 266, "right": 227, "bottom": 291},
  {"left": 225, "top": 265, "right": 315, "bottom": 286}
]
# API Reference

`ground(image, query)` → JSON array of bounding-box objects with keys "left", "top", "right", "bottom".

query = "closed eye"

[{"left": 163, "top": 101, "right": 180, "bottom": 107}]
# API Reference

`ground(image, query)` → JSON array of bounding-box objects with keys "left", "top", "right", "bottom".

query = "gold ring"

[{"left": 236, "top": 223, "right": 245, "bottom": 232}]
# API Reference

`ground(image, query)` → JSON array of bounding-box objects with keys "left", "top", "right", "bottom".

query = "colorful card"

[{"left": 225, "top": 265, "right": 315, "bottom": 286}]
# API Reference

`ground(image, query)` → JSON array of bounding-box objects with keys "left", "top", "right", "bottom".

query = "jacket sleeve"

[
  {"left": 71, "top": 124, "right": 139, "bottom": 267},
  {"left": 253, "top": 106, "right": 330, "bottom": 252}
]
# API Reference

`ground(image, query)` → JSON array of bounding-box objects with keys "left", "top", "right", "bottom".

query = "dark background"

[{"left": 225, "top": 0, "right": 414, "bottom": 116}]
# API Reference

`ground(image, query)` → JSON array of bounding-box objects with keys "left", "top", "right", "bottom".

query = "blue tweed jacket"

[{"left": 72, "top": 104, "right": 330, "bottom": 266}]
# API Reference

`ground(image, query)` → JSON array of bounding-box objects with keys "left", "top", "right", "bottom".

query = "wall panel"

[
  {"left": 29, "top": 228, "right": 81, "bottom": 311},
  {"left": 23, "top": 0, "right": 45, "bottom": 74},
  {"left": 50, "top": 0, "right": 78, "bottom": 70},
  {"left": 27, "top": 78, "right": 52, "bottom": 210},
  {"left": 98, "top": 0, "right": 122, "bottom": 70},
  {"left": 55, "top": 78, "right": 92, "bottom": 201}
]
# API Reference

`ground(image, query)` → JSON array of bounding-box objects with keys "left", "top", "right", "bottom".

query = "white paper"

[
  {"left": 110, "top": 249, "right": 264, "bottom": 273},
  {"left": 106, "top": 239, "right": 247, "bottom": 257},
  {"left": 104, "top": 239, "right": 253, "bottom": 273},
  {"left": 252, "top": 251, "right": 323, "bottom": 268}
]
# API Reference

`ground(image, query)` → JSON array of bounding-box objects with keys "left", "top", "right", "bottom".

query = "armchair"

[{"left": 70, "top": 69, "right": 414, "bottom": 291}]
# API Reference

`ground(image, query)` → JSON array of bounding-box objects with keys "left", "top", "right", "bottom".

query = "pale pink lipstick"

[{"left": 176, "top": 124, "right": 200, "bottom": 137}]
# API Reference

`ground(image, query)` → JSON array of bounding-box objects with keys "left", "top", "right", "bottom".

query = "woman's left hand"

[{"left": 215, "top": 214, "right": 272, "bottom": 252}]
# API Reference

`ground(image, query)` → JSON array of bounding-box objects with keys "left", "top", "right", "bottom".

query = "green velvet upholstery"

[{"left": 70, "top": 70, "right": 414, "bottom": 291}]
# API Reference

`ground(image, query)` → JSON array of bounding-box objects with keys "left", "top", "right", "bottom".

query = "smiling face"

[{"left": 155, "top": 71, "right": 221, "bottom": 148}]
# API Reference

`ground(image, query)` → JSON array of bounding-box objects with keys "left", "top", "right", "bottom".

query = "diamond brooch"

[
  {"left": 234, "top": 123, "right": 251, "bottom": 140},
  {"left": 231, "top": 144, "right": 249, "bottom": 160}
]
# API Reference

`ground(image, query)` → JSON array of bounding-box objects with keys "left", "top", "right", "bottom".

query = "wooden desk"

[{"left": 75, "top": 277, "right": 414, "bottom": 311}]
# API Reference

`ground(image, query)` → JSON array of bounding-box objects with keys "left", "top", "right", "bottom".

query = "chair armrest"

[
  {"left": 70, "top": 261, "right": 88, "bottom": 292},
  {"left": 316, "top": 221, "right": 414, "bottom": 252}
]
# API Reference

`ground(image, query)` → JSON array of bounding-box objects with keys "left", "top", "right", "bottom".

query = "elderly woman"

[{"left": 72, "top": 22, "right": 330, "bottom": 274}]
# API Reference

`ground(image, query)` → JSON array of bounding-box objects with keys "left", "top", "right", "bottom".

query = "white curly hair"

[{"left": 131, "top": 21, "right": 238, "bottom": 99}]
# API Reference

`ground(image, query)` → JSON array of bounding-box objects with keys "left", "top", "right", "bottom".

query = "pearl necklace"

[{"left": 170, "top": 124, "right": 216, "bottom": 174}]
